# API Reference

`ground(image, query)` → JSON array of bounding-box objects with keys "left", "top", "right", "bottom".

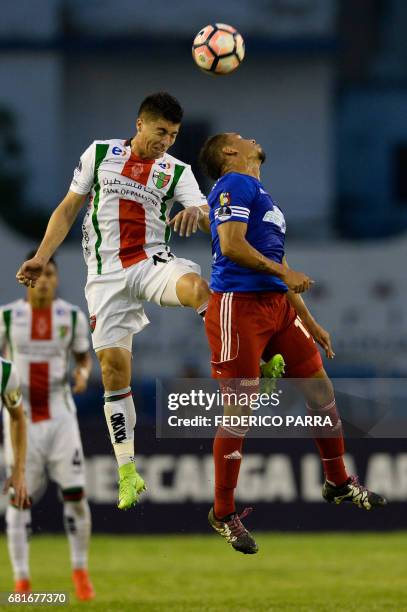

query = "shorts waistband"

[{"left": 211, "top": 290, "right": 286, "bottom": 300}]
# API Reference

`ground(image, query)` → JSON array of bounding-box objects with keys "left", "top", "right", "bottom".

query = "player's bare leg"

[
  {"left": 97, "top": 346, "right": 146, "bottom": 510},
  {"left": 296, "top": 368, "right": 387, "bottom": 510},
  {"left": 173, "top": 272, "right": 209, "bottom": 312}
]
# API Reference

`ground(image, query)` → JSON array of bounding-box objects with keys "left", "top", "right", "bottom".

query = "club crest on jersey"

[
  {"left": 153, "top": 170, "right": 171, "bottom": 189},
  {"left": 59, "top": 325, "right": 69, "bottom": 339},
  {"left": 219, "top": 192, "right": 231, "bottom": 207},
  {"left": 89, "top": 315, "right": 96, "bottom": 334}
]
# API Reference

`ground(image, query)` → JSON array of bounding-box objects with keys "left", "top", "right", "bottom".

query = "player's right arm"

[
  {"left": 2, "top": 362, "right": 29, "bottom": 508},
  {"left": 16, "top": 191, "right": 87, "bottom": 287},
  {"left": 16, "top": 142, "right": 96, "bottom": 287}
]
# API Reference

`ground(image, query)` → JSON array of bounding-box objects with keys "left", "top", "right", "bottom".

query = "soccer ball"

[{"left": 192, "top": 23, "right": 245, "bottom": 75}]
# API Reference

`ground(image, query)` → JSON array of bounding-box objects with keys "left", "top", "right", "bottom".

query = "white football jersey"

[
  {"left": 0, "top": 299, "right": 89, "bottom": 422},
  {"left": 70, "top": 139, "right": 207, "bottom": 275},
  {"left": 1, "top": 357, "right": 22, "bottom": 411}
]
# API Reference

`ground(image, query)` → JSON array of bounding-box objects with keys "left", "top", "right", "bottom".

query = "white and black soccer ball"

[{"left": 192, "top": 23, "right": 245, "bottom": 75}]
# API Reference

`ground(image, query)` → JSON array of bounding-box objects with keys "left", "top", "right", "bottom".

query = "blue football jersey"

[{"left": 208, "top": 172, "right": 288, "bottom": 293}]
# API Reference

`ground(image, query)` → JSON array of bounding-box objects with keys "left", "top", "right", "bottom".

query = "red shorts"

[{"left": 205, "top": 291, "right": 323, "bottom": 380}]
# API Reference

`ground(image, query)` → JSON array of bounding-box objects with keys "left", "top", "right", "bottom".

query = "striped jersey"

[
  {"left": 1, "top": 357, "right": 22, "bottom": 411},
  {"left": 0, "top": 299, "right": 90, "bottom": 422},
  {"left": 70, "top": 139, "right": 207, "bottom": 275}
]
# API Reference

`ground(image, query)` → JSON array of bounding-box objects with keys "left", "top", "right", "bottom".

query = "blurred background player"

[
  {"left": 16, "top": 92, "right": 210, "bottom": 511},
  {"left": 1, "top": 254, "right": 94, "bottom": 599},
  {"left": 199, "top": 132, "right": 387, "bottom": 554}
]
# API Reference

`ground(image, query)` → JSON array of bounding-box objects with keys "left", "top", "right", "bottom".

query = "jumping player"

[
  {"left": 199, "top": 132, "right": 387, "bottom": 554},
  {"left": 16, "top": 92, "right": 210, "bottom": 511},
  {"left": 1, "top": 255, "right": 95, "bottom": 599}
]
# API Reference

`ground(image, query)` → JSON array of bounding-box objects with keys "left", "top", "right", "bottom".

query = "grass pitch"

[{"left": 1, "top": 532, "right": 406, "bottom": 611}]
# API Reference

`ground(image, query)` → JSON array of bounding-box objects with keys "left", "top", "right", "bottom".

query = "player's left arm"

[
  {"left": 283, "top": 257, "right": 335, "bottom": 359},
  {"left": 71, "top": 310, "right": 92, "bottom": 394},
  {"left": 168, "top": 166, "right": 210, "bottom": 236}
]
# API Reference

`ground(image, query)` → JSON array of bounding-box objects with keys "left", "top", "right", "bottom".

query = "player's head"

[
  {"left": 199, "top": 132, "right": 266, "bottom": 180},
  {"left": 135, "top": 92, "right": 183, "bottom": 158},
  {"left": 26, "top": 250, "right": 58, "bottom": 304}
]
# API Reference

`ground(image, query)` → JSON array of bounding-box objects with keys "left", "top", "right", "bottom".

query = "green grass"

[{"left": 1, "top": 533, "right": 407, "bottom": 611}]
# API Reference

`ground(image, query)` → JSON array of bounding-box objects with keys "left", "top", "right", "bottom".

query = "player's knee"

[
  {"left": 97, "top": 349, "right": 130, "bottom": 389},
  {"left": 189, "top": 275, "right": 210, "bottom": 308},
  {"left": 63, "top": 497, "right": 91, "bottom": 535}
]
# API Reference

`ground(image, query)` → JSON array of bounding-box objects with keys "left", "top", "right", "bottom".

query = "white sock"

[
  {"left": 104, "top": 387, "right": 136, "bottom": 467},
  {"left": 63, "top": 498, "right": 91, "bottom": 569},
  {"left": 6, "top": 505, "right": 31, "bottom": 580}
]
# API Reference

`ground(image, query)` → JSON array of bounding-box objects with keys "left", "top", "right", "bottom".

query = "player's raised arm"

[
  {"left": 217, "top": 221, "right": 313, "bottom": 294},
  {"left": 16, "top": 141, "right": 95, "bottom": 287},
  {"left": 16, "top": 190, "right": 87, "bottom": 287}
]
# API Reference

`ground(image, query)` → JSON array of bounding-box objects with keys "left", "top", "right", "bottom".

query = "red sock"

[
  {"left": 213, "top": 426, "right": 246, "bottom": 519},
  {"left": 309, "top": 399, "right": 348, "bottom": 486}
]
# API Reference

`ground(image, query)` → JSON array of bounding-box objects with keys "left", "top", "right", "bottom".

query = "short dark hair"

[
  {"left": 26, "top": 250, "right": 57, "bottom": 269},
  {"left": 138, "top": 92, "right": 183, "bottom": 124},
  {"left": 199, "top": 133, "right": 231, "bottom": 180}
]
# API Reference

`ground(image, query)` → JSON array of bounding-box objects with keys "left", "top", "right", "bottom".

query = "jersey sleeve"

[
  {"left": 69, "top": 142, "right": 96, "bottom": 195},
  {"left": 173, "top": 165, "right": 207, "bottom": 208},
  {"left": 213, "top": 174, "right": 257, "bottom": 226},
  {"left": 2, "top": 361, "right": 22, "bottom": 411},
  {"left": 72, "top": 309, "right": 90, "bottom": 354}
]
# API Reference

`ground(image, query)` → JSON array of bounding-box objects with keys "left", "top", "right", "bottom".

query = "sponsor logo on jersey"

[
  {"left": 112, "top": 146, "right": 125, "bottom": 156},
  {"left": 89, "top": 315, "right": 96, "bottom": 333},
  {"left": 152, "top": 170, "right": 171, "bottom": 189},
  {"left": 263, "top": 207, "right": 286, "bottom": 233},
  {"left": 219, "top": 192, "right": 231, "bottom": 207},
  {"left": 218, "top": 205, "right": 232, "bottom": 221},
  {"left": 158, "top": 161, "right": 171, "bottom": 170}
]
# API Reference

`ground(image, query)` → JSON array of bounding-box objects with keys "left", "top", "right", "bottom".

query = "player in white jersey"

[
  {"left": 1, "top": 356, "right": 29, "bottom": 510},
  {"left": 2, "top": 255, "right": 95, "bottom": 600},
  {"left": 17, "top": 92, "right": 211, "bottom": 510}
]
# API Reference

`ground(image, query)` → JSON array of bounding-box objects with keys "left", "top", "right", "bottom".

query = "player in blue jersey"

[{"left": 199, "top": 132, "right": 387, "bottom": 554}]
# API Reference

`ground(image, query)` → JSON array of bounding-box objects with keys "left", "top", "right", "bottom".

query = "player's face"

[
  {"left": 226, "top": 133, "right": 266, "bottom": 164},
  {"left": 136, "top": 116, "right": 180, "bottom": 158},
  {"left": 28, "top": 263, "right": 58, "bottom": 302}
]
